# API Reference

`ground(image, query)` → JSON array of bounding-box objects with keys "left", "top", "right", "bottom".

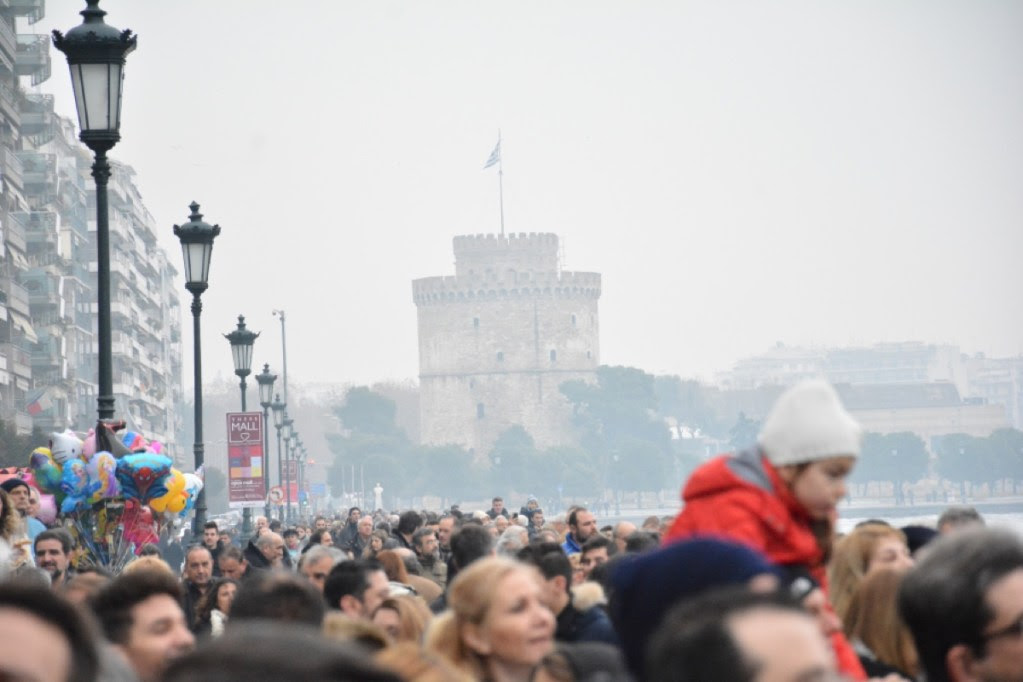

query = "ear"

[
  {"left": 339, "top": 594, "right": 363, "bottom": 619},
  {"left": 946, "top": 643, "right": 982, "bottom": 682},
  {"left": 551, "top": 574, "right": 568, "bottom": 594},
  {"left": 462, "top": 622, "right": 492, "bottom": 656}
]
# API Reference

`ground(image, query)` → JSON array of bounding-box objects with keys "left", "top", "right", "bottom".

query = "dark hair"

[
  {"left": 230, "top": 572, "right": 325, "bottom": 627},
  {"left": 568, "top": 507, "right": 589, "bottom": 529},
  {"left": 936, "top": 506, "right": 984, "bottom": 530},
  {"left": 450, "top": 524, "right": 493, "bottom": 572},
  {"left": 90, "top": 569, "right": 184, "bottom": 645},
  {"left": 647, "top": 588, "right": 804, "bottom": 682},
  {"left": 34, "top": 528, "right": 72, "bottom": 555},
  {"left": 517, "top": 542, "right": 572, "bottom": 592},
  {"left": 491, "top": 496, "right": 503, "bottom": 503},
  {"left": 194, "top": 577, "right": 239, "bottom": 629},
  {"left": 581, "top": 533, "right": 615, "bottom": 556},
  {"left": 397, "top": 510, "right": 422, "bottom": 536},
  {"left": 203, "top": 521, "right": 219, "bottom": 531},
  {"left": 282, "top": 528, "right": 299, "bottom": 540},
  {"left": 0, "top": 582, "right": 100, "bottom": 682},
  {"left": 624, "top": 530, "right": 660, "bottom": 554},
  {"left": 161, "top": 621, "right": 401, "bottom": 682},
  {"left": 411, "top": 527, "right": 435, "bottom": 551},
  {"left": 323, "top": 559, "right": 382, "bottom": 610},
  {"left": 899, "top": 527, "right": 1023, "bottom": 682},
  {"left": 304, "top": 528, "right": 332, "bottom": 551},
  {"left": 139, "top": 543, "right": 162, "bottom": 557},
  {"left": 219, "top": 544, "right": 245, "bottom": 564}
]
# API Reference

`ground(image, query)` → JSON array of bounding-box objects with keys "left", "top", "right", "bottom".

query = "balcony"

[
  {"left": 1, "top": 278, "right": 30, "bottom": 316},
  {"left": 17, "top": 151, "right": 56, "bottom": 202},
  {"left": 2, "top": 342, "right": 31, "bottom": 378},
  {"left": 0, "top": 16, "right": 15, "bottom": 74},
  {"left": 0, "top": 80, "right": 16, "bottom": 121},
  {"left": 6, "top": 0, "right": 45, "bottom": 25},
  {"left": 15, "top": 34, "right": 49, "bottom": 85},
  {"left": 4, "top": 212, "right": 26, "bottom": 253},
  {"left": 1, "top": 146, "right": 23, "bottom": 190},
  {"left": 19, "top": 93, "right": 55, "bottom": 145}
]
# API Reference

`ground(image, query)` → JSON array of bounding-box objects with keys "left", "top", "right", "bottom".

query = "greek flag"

[{"left": 483, "top": 140, "right": 501, "bottom": 169}]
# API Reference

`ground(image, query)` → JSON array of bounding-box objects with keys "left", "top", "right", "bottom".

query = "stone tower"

[{"left": 413, "top": 233, "right": 601, "bottom": 456}]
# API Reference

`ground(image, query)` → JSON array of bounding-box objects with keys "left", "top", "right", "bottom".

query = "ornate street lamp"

[
  {"left": 173, "top": 203, "right": 221, "bottom": 534},
  {"left": 53, "top": 0, "right": 136, "bottom": 420},
  {"left": 282, "top": 417, "right": 294, "bottom": 522},
  {"left": 255, "top": 364, "right": 277, "bottom": 518},
  {"left": 225, "top": 315, "right": 259, "bottom": 537},
  {"left": 271, "top": 394, "right": 286, "bottom": 520}
]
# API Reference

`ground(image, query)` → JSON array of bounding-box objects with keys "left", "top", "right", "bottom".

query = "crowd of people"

[{"left": 0, "top": 379, "right": 1021, "bottom": 681}]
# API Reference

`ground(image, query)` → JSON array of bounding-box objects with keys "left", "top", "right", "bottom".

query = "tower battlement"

[
  {"left": 412, "top": 271, "right": 600, "bottom": 306},
  {"left": 453, "top": 232, "right": 559, "bottom": 277}
]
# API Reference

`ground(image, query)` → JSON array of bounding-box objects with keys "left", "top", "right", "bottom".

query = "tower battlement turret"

[{"left": 453, "top": 232, "right": 560, "bottom": 277}]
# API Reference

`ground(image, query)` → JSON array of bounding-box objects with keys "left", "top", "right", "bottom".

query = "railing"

[
  {"left": 1, "top": 146, "right": 23, "bottom": 189},
  {"left": 0, "top": 15, "right": 16, "bottom": 69},
  {"left": 7, "top": 0, "right": 45, "bottom": 25},
  {"left": 15, "top": 34, "right": 50, "bottom": 85}
]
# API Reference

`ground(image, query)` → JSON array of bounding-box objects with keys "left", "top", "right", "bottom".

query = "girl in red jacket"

[{"left": 664, "top": 379, "right": 867, "bottom": 680}]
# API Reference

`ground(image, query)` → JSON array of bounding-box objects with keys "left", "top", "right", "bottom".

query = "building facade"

[
  {"left": 413, "top": 232, "right": 601, "bottom": 456},
  {"left": 0, "top": 2, "right": 183, "bottom": 455}
]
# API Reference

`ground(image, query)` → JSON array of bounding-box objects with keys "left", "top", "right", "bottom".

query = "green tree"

[
  {"left": 935, "top": 433, "right": 990, "bottom": 499},
  {"left": 728, "top": 412, "right": 760, "bottom": 451},
  {"left": 987, "top": 428, "right": 1023, "bottom": 494},
  {"left": 855, "top": 432, "right": 928, "bottom": 504},
  {"left": 335, "top": 387, "right": 399, "bottom": 436},
  {"left": 655, "top": 376, "right": 725, "bottom": 437},
  {"left": 415, "top": 443, "right": 477, "bottom": 504},
  {"left": 489, "top": 426, "right": 537, "bottom": 495}
]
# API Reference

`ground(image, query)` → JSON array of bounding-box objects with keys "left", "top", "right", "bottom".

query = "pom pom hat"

[{"left": 757, "top": 380, "right": 862, "bottom": 467}]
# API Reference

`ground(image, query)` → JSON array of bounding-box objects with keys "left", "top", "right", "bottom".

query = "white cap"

[{"left": 757, "top": 380, "right": 862, "bottom": 466}]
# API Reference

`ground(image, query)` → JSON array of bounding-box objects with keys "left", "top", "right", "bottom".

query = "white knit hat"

[{"left": 757, "top": 380, "right": 862, "bottom": 466}]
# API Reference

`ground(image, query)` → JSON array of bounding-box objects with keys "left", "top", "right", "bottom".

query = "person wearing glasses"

[{"left": 899, "top": 527, "right": 1023, "bottom": 682}]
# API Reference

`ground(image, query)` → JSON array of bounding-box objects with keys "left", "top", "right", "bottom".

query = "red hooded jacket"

[{"left": 664, "top": 449, "right": 866, "bottom": 680}]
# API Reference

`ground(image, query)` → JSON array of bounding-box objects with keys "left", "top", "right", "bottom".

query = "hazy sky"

[{"left": 38, "top": 1, "right": 1023, "bottom": 391}]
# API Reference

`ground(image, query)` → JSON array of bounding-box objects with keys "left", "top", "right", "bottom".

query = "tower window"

[
  {"left": 477, "top": 403, "right": 485, "bottom": 419},
  {"left": 586, "top": 350, "right": 592, "bottom": 359},
  {"left": 571, "top": 314, "right": 577, "bottom": 326},
  {"left": 497, "top": 351, "right": 504, "bottom": 362},
  {"left": 550, "top": 349, "right": 557, "bottom": 362},
  {"left": 473, "top": 317, "right": 479, "bottom": 328}
]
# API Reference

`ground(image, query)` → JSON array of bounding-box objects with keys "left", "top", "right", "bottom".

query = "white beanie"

[{"left": 757, "top": 380, "right": 862, "bottom": 466}]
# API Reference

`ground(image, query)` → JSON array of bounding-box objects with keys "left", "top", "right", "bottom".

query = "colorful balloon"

[
  {"left": 49, "top": 430, "right": 83, "bottom": 465},
  {"left": 86, "top": 451, "right": 120, "bottom": 503},
  {"left": 116, "top": 453, "right": 172, "bottom": 502},
  {"left": 36, "top": 494, "right": 57, "bottom": 525},
  {"left": 149, "top": 469, "right": 186, "bottom": 513},
  {"left": 29, "top": 447, "right": 62, "bottom": 494},
  {"left": 59, "top": 459, "right": 95, "bottom": 513}
]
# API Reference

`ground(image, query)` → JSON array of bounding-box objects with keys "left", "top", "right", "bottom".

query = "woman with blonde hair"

[
  {"left": 843, "top": 568, "right": 918, "bottom": 680},
  {"left": 372, "top": 595, "right": 433, "bottom": 644},
  {"left": 426, "top": 556, "right": 555, "bottom": 682},
  {"left": 828, "top": 522, "right": 914, "bottom": 620},
  {"left": 363, "top": 529, "right": 389, "bottom": 559}
]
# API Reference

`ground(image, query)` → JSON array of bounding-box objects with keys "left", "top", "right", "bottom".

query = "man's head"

[
  {"left": 648, "top": 588, "right": 834, "bottom": 682},
  {"left": 183, "top": 546, "right": 213, "bottom": 587},
  {"left": 201, "top": 521, "right": 219, "bottom": 551},
  {"left": 256, "top": 532, "right": 285, "bottom": 566},
  {"left": 613, "top": 521, "right": 637, "bottom": 554},
  {"left": 34, "top": 529, "right": 72, "bottom": 585},
  {"left": 437, "top": 515, "right": 455, "bottom": 549},
  {"left": 298, "top": 546, "right": 344, "bottom": 593},
  {"left": 356, "top": 515, "right": 374, "bottom": 539},
  {"left": 936, "top": 506, "right": 985, "bottom": 535},
  {"left": 568, "top": 507, "right": 597, "bottom": 543},
  {"left": 491, "top": 496, "right": 504, "bottom": 514},
  {"left": 0, "top": 479, "right": 31, "bottom": 516},
  {"left": 218, "top": 530, "right": 231, "bottom": 547},
  {"left": 26, "top": 486, "right": 40, "bottom": 518},
  {"left": 217, "top": 545, "right": 248, "bottom": 580},
  {"left": 580, "top": 534, "right": 614, "bottom": 579},
  {"left": 396, "top": 510, "right": 423, "bottom": 537},
  {"left": 494, "top": 515, "right": 510, "bottom": 533},
  {"left": 347, "top": 507, "right": 361, "bottom": 524},
  {"left": 283, "top": 528, "right": 300, "bottom": 550},
  {"left": 517, "top": 542, "right": 573, "bottom": 614},
  {"left": 323, "top": 559, "right": 390, "bottom": 621},
  {"left": 412, "top": 527, "right": 438, "bottom": 559},
  {"left": 450, "top": 524, "right": 495, "bottom": 573},
  {"left": 531, "top": 509, "right": 546, "bottom": 527},
  {"left": 314, "top": 516, "right": 328, "bottom": 530},
  {"left": 0, "top": 582, "right": 99, "bottom": 682},
  {"left": 90, "top": 569, "right": 195, "bottom": 681},
  {"left": 229, "top": 572, "right": 326, "bottom": 627},
  {"left": 899, "top": 527, "right": 1023, "bottom": 682},
  {"left": 254, "top": 516, "right": 268, "bottom": 532}
]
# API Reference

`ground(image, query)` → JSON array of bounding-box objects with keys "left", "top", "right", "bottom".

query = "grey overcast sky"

[{"left": 38, "top": 1, "right": 1023, "bottom": 390}]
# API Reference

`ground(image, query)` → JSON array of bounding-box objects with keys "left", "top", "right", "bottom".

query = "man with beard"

[
  {"left": 33, "top": 529, "right": 72, "bottom": 589},
  {"left": 412, "top": 527, "right": 446, "bottom": 587}
]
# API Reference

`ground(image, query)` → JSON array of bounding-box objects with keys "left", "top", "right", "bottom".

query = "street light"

[
  {"left": 255, "top": 364, "right": 277, "bottom": 518},
  {"left": 53, "top": 0, "right": 136, "bottom": 420},
  {"left": 282, "top": 418, "right": 294, "bottom": 522},
  {"left": 173, "top": 202, "right": 221, "bottom": 535},
  {"left": 225, "top": 314, "right": 259, "bottom": 537},
  {"left": 270, "top": 394, "right": 286, "bottom": 521}
]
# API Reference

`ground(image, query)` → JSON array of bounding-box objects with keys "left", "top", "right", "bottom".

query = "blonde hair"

[
  {"left": 844, "top": 568, "right": 919, "bottom": 678},
  {"left": 121, "top": 555, "right": 175, "bottom": 577},
  {"left": 373, "top": 595, "right": 433, "bottom": 644},
  {"left": 322, "top": 611, "right": 390, "bottom": 652},
  {"left": 424, "top": 557, "right": 539, "bottom": 679},
  {"left": 828, "top": 522, "right": 906, "bottom": 619},
  {"left": 375, "top": 642, "right": 474, "bottom": 682}
]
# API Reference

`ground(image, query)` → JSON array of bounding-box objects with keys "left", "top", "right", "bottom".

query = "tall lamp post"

[
  {"left": 225, "top": 315, "right": 259, "bottom": 537},
  {"left": 282, "top": 417, "right": 294, "bottom": 522},
  {"left": 271, "top": 396, "right": 286, "bottom": 520},
  {"left": 292, "top": 436, "right": 304, "bottom": 519},
  {"left": 173, "top": 203, "right": 221, "bottom": 535},
  {"left": 255, "top": 364, "right": 277, "bottom": 519},
  {"left": 53, "top": 0, "right": 136, "bottom": 420}
]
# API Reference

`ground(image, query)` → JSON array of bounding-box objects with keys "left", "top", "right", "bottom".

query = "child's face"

[{"left": 787, "top": 456, "right": 855, "bottom": 519}]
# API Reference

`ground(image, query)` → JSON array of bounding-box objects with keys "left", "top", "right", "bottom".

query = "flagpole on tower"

[{"left": 483, "top": 131, "right": 505, "bottom": 237}]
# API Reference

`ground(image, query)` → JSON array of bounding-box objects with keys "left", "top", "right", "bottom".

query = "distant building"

[{"left": 413, "top": 232, "right": 601, "bottom": 456}]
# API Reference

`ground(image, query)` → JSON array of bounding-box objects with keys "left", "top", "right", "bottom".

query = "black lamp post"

[
  {"left": 225, "top": 315, "right": 259, "bottom": 537},
  {"left": 282, "top": 417, "right": 294, "bottom": 523},
  {"left": 271, "top": 394, "right": 286, "bottom": 521},
  {"left": 173, "top": 203, "right": 220, "bottom": 535},
  {"left": 255, "top": 364, "right": 277, "bottom": 519},
  {"left": 53, "top": 0, "right": 136, "bottom": 421},
  {"left": 293, "top": 436, "right": 304, "bottom": 519}
]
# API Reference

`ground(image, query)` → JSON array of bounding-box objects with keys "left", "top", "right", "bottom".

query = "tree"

[
  {"left": 415, "top": 444, "right": 476, "bottom": 504},
  {"left": 335, "top": 387, "right": 398, "bottom": 436},
  {"left": 987, "top": 428, "right": 1023, "bottom": 494},
  {"left": 489, "top": 426, "right": 537, "bottom": 495},
  {"left": 934, "top": 433, "right": 990, "bottom": 499},
  {"left": 855, "top": 432, "right": 928, "bottom": 504},
  {"left": 655, "top": 376, "right": 725, "bottom": 437}
]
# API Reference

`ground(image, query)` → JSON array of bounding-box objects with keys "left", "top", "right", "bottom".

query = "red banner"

[
  {"left": 227, "top": 412, "right": 264, "bottom": 508},
  {"left": 284, "top": 459, "right": 299, "bottom": 502}
]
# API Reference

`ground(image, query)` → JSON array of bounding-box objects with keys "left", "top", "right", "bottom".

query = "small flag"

[{"left": 483, "top": 140, "right": 501, "bottom": 169}]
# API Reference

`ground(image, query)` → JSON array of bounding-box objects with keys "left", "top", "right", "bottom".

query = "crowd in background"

[{"left": 0, "top": 380, "right": 1021, "bottom": 682}]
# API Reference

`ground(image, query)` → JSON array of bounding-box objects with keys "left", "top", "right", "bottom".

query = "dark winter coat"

[{"left": 556, "top": 601, "right": 620, "bottom": 647}]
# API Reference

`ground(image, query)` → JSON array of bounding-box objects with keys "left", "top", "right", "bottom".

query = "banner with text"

[
  {"left": 227, "top": 412, "right": 264, "bottom": 508},
  {"left": 284, "top": 459, "right": 299, "bottom": 501}
]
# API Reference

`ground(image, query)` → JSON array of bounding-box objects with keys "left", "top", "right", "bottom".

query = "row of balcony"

[
  {"left": 0, "top": 16, "right": 15, "bottom": 75},
  {"left": 15, "top": 34, "right": 49, "bottom": 85}
]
